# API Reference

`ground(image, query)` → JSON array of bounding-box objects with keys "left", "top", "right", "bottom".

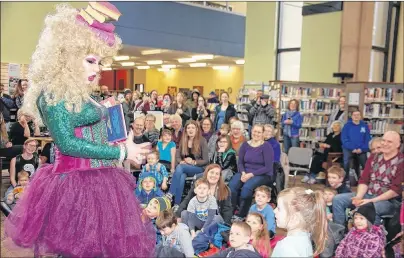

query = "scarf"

[{"left": 283, "top": 110, "right": 296, "bottom": 137}]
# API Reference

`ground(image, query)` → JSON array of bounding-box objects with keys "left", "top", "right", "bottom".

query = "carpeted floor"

[{"left": 1, "top": 171, "right": 326, "bottom": 257}]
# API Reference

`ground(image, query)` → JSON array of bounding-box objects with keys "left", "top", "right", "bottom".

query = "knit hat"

[
  {"left": 353, "top": 202, "right": 376, "bottom": 224},
  {"left": 136, "top": 172, "right": 157, "bottom": 193},
  {"left": 150, "top": 196, "right": 171, "bottom": 212},
  {"left": 209, "top": 91, "right": 216, "bottom": 96}
]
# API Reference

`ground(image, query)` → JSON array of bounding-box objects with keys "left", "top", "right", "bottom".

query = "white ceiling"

[{"left": 107, "top": 45, "right": 244, "bottom": 70}]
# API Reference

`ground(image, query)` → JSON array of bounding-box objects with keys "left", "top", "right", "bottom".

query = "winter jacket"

[
  {"left": 211, "top": 245, "right": 261, "bottom": 258},
  {"left": 341, "top": 119, "right": 371, "bottom": 152},
  {"left": 213, "top": 104, "right": 236, "bottom": 131},
  {"left": 320, "top": 221, "right": 346, "bottom": 258},
  {"left": 249, "top": 103, "right": 276, "bottom": 126},
  {"left": 175, "top": 174, "right": 233, "bottom": 225},
  {"left": 281, "top": 111, "right": 303, "bottom": 137},
  {"left": 335, "top": 225, "right": 386, "bottom": 258}
]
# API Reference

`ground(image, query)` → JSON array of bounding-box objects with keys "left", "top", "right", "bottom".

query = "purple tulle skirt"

[{"left": 4, "top": 164, "right": 156, "bottom": 257}]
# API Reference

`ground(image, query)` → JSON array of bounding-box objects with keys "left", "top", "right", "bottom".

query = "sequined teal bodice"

[{"left": 37, "top": 94, "right": 120, "bottom": 164}]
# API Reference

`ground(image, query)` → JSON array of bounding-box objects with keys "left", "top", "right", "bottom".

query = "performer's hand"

[{"left": 125, "top": 130, "right": 152, "bottom": 164}]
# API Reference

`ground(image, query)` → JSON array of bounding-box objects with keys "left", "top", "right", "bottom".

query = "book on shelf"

[
  {"left": 365, "top": 87, "right": 404, "bottom": 102},
  {"left": 281, "top": 86, "right": 341, "bottom": 99},
  {"left": 280, "top": 99, "right": 337, "bottom": 113},
  {"left": 367, "top": 120, "right": 404, "bottom": 135}
]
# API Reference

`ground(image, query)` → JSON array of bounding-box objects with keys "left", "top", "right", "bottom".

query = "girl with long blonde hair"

[
  {"left": 272, "top": 187, "right": 328, "bottom": 257},
  {"left": 168, "top": 120, "right": 209, "bottom": 205},
  {"left": 246, "top": 212, "right": 272, "bottom": 258}
]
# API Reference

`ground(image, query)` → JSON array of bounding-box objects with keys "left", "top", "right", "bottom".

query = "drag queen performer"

[{"left": 4, "top": 3, "right": 156, "bottom": 257}]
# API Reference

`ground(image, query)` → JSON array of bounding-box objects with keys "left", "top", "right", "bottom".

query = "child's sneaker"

[
  {"left": 198, "top": 245, "right": 220, "bottom": 257},
  {"left": 301, "top": 175, "right": 310, "bottom": 183},
  {"left": 307, "top": 178, "right": 317, "bottom": 184}
]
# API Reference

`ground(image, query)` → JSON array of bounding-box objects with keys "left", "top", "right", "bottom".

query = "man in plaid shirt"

[{"left": 333, "top": 131, "right": 403, "bottom": 226}]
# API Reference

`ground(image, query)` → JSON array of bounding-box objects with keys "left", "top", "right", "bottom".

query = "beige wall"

[
  {"left": 394, "top": 2, "right": 403, "bottom": 83},
  {"left": 243, "top": 2, "right": 277, "bottom": 83},
  {"left": 300, "top": 11, "right": 342, "bottom": 83}
]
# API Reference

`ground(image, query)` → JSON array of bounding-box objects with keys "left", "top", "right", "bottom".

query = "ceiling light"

[
  {"left": 102, "top": 67, "right": 112, "bottom": 71},
  {"left": 114, "top": 56, "right": 130, "bottom": 61},
  {"left": 147, "top": 60, "right": 163, "bottom": 65},
  {"left": 189, "top": 63, "right": 207, "bottom": 67},
  {"left": 141, "top": 49, "right": 167, "bottom": 55},
  {"left": 158, "top": 68, "right": 171, "bottom": 72},
  {"left": 192, "top": 55, "right": 214, "bottom": 60},
  {"left": 235, "top": 60, "right": 245, "bottom": 65},
  {"left": 137, "top": 66, "right": 150, "bottom": 69},
  {"left": 120, "top": 62, "right": 135, "bottom": 66},
  {"left": 178, "top": 58, "right": 196, "bottom": 63},
  {"left": 162, "top": 64, "right": 176, "bottom": 69},
  {"left": 213, "top": 66, "right": 230, "bottom": 70}
]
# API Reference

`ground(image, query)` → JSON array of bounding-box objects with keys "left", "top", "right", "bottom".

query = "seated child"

[
  {"left": 211, "top": 222, "right": 261, "bottom": 258},
  {"left": 249, "top": 186, "right": 276, "bottom": 237},
  {"left": 135, "top": 172, "right": 163, "bottom": 208},
  {"left": 323, "top": 187, "right": 337, "bottom": 221},
  {"left": 181, "top": 178, "right": 219, "bottom": 239},
  {"left": 156, "top": 210, "right": 195, "bottom": 258},
  {"left": 6, "top": 171, "right": 29, "bottom": 205},
  {"left": 208, "top": 123, "right": 230, "bottom": 160},
  {"left": 335, "top": 203, "right": 385, "bottom": 258},
  {"left": 143, "top": 151, "right": 169, "bottom": 190},
  {"left": 156, "top": 129, "right": 176, "bottom": 173},
  {"left": 327, "top": 165, "right": 351, "bottom": 194},
  {"left": 142, "top": 196, "right": 172, "bottom": 244},
  {"left": 246, "top": 212, "right": 272, "bottom": 258}
]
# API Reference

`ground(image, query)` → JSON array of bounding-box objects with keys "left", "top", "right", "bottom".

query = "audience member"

[
  {"left": 327, "top": 96, "right": 346, "bottom": 134},
  {"left": 14, "top": 79, "right": 28, "bottom": 109},
  {"left": 161, "top": 94, "right": 172, "bottom": 113},
  {"left": 249, "top": 94, "right": 276, "bottom": 126},
  {"left": 135, "top": 172, "right": 163, "bottom": 208},
  {"left": 248, "top": 186, "right": 276, "bottom": 236},
  {"left": 131, "top": 116, "right": 149, "bottom": 144},
  {"left": 199, "top": 117, "right": 214, "bottom": 143},
  {"left": 170, "top": 114, "right": 183, "bottom": 148},
  {"left": 142, "top": 196, "right": 172, "bottom": 245},
  {"left": 0, "top": 83, "right": 16, "bottom": 129},
  {"left": 341, "top": 110, "right": 371, "bottom": 182},
  {"left": 335, "top": 203, "right": 385, "bottom": 258},
  {"left": 168, "top": 92, "right": 190, "bottom": 126},
  {"left": 131, "top": 90, "right": 143, "bottom": 111},
  {"left": 39, "top": 141, "right": 56, "bottom": 164},
  {"left": 9, "top": 138, "right": 39, "bottom": 188},
  {"left": 246, "top": 212, "right": 272, "bottom": 258},
  {"left": 263, "top": 124, "right": 281, "bottom": 163},
  {"left": 169, "top": 120, "right": 209, "bottom": 205},
  {"left": 369, "top": 137, "right": 383, "bottom": 155},
  {"left": 229, "top": 124, "right": 274, "bottom": 220},
  {"left": 281, "top": 99, "right": 303, "bottom": 154},
  {"left": 144, "top": 113, "right": 160, "bottom": 146},
  {"left": 187, "top": 90, "right": 200, "bottom": 110},
  {"left": 208, "top": 123, "right": 230, "bottom": 160},
  {"left": 6, "top": 171, "right": 30, "bottom": 206},
  {"left": 192, "top": 96, "right": 211, "bottom": 121},
  {"left": 150, "top": 90, "right": 159, "bottom": 111},
  {"left": 333, "top": 131, "right": 402, "bottom": 226},
  {"left": 207, "top": 91, "right": 219, "bottom": 104},
  {"left": 156, "top": 210, "right": 194, "bottom": 258},
  {"left": 181, "top": 178, "right": 220, "bottom": 239},
  {"left": 210, "top": 135, "right": 237, "bottom": 183},
  {"left": 156, "top": 129, "right": 176, "bottom": 173},
  {"left": 0, "top": 113, "right": 12, "bottom": 148},
  {"left": 99, "top": 85, "right": 111, "bottom": 101},
  {"left": 9, "top": 110, "right": 40, "bottom": 145},
  {"left": 213, "top": 92, "right": 236, "bottom": 132},
  {"left": 122, "top": 89, "right": 133, "bottom": 132},
  {"left": 323, "top": 188, "right": 337, "bottom": 221},
  {"left": 327, "top": 165, "right": 351, "bottom": 194},
  {"left": 176, "top": 164, "right": 232, "bottom": 225},
  {"left": 229, "top": 120, "right": 247, "bottom": 156},
  {"left": 142, "top": 151, "right": 169, "bottom": 190},
  {"left": 272, "top": 187, "right": 328, "bottom": 257}
]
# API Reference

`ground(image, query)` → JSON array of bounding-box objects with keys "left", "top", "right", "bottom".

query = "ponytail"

[{"left": 311, "top": 190, "right": 328, "bottom": 256}]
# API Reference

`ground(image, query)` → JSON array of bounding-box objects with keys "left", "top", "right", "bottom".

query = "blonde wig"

[{"left": 21, "top": 4, "right": 122, "bottom": 125}]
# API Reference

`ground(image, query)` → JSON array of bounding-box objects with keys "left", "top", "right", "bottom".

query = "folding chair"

[{"left": 287, "top": 147, "right": 313, "bottom": 186}]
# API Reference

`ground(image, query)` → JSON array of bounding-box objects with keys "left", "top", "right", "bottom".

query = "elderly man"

[
  {"left": 332, "top": 131, "right": 403, "bottom": 226},
  {"left": 170, "top": 114, "right": 183, "bottom": 149}
]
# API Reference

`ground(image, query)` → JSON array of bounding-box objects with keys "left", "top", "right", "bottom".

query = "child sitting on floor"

[
  {"left": 142, "top": 151, "right": 169, "bottom": 191},
  {"left": 323, "top": 187, "right": 337, "bottom": 221},
  {"left": 156, "top": 210, "right": 195, "bottom": 258},
  {"left": 142, "top": 196, "right": 172, "bottom": 244},
  {"left": 181, "top": 178, "right": 219, "bottom": 239},
  {"left": 249, "top": 185, "right": 276, "bottom": 237},
  {"left": 211, "top": 222, "right": 261, "bottom": 258},
  {"left": 273, "top": 187, "right": 328, "bottom": 257},
  {"left": 6, "top": 171, "right": 30, "bottom": 206},
  {"left": 246, "top": 212, "right": 272, "bottom": 258},
  {"left": 135, "top": 172, "right": 163, "bottom": 208},
  {"left": 327, "top": 165, "right": 351, "bottom": 194},
  {"left": 156, "top": 129, "right": 176, "bottom": 173},
  {"left": 335, "top": 203, "right": 385, "bottom": 258}
]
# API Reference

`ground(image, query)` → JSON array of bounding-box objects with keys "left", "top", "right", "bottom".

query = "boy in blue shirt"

[{"left": 249, "top": 185, "right": 276, "bottom": 237}]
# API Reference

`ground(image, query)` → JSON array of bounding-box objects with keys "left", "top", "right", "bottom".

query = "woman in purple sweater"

[{"left": 228, "top": 124, "right": 274, "bottom": 219}]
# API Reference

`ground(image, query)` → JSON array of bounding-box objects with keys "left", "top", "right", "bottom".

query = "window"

[{"left": 276, "top": 2, "right": 303, "bottom": 80}]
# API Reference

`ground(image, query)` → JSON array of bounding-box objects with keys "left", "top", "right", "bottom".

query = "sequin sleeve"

[{"left": 38, "top": 97, "right": 121, "bottom": 160}]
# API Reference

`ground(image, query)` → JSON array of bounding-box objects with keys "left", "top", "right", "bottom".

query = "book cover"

[
  {"left": 89, "top": 1, "right": 122, "bottom": 21},
  {"left": 100, "top": 96, "right": 117, "bottom": 108},
  {"left": 77, "top": 12, "right": 115, "bottom": 32},
  {"left": 106, "top": 104, "right": 127, "bottom": 143},
  {"left": 85, "top": 5, "right": 113, "bottom": 23}
]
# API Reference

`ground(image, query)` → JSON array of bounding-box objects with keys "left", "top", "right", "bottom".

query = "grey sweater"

[
  {"left": 161, "top": 223, "right": 194, "bottom": 258},
  {"left": 249, "top": 103, "right": 276, "bottom": 126},
  {"left": 176, "top": 137, "right": 209, "bottom": 167}
]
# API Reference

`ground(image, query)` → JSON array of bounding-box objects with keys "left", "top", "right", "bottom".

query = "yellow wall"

[
  {"left": 1, "top": 2, "right": 86, "bottom": 64},
  {"left": 243, "top": 2, "right": 277, "bottom": 83},
  {"left": 300, "top": 11, "right": 342, "bottom": 82},
  {"left": 394, "top": 2, "right": 403, "bottom": 83},
  {"left": 144, "top": 66, "right": 244, "bottom": 102}
]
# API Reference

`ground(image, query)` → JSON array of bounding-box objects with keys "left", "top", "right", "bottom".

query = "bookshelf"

[{"left": 273, "top": 81, "right": 345, "bottom": 149}]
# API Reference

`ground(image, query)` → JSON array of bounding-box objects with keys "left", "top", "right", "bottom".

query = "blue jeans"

[
  {"left": 228, "top": 172, "right": 272, "bottom": 218},
  {"left": 283, "top": 135, "right": 299, "bottom": 154},
  {"left": 332, "top": 192, "right": 400, "bottom": 225},
  {"left": 169, "top": 164, "right": 204, "bottom": 204},
  {"left": 342, "top": 148, "right": 368, "bottom": 182}
]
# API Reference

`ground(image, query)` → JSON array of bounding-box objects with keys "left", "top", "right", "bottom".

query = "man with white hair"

[{"left": 333, "top": 130, "right": 403, "bottom": 226}]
